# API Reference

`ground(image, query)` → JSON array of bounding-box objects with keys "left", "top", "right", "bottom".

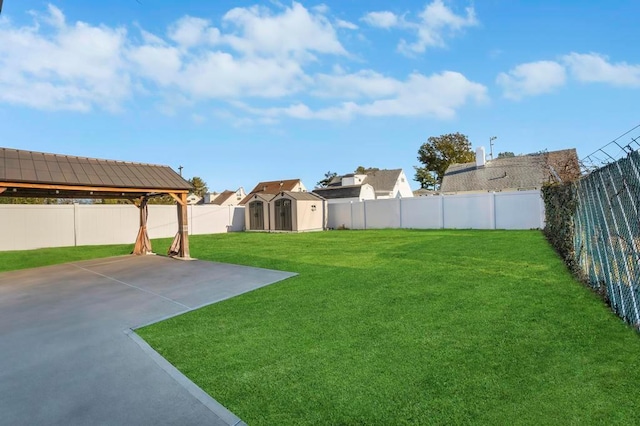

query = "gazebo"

[{"left": 0, "top": 147, "right": 193, "bottom": 258}]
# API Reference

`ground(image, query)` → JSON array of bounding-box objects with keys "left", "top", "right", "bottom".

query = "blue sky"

[{"left": 1, "top": 0, "right": 639, "bottom": 192}]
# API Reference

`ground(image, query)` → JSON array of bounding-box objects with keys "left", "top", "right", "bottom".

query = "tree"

[
  {"left": 188, "top": 176, "right": 208, "bottom": 198},
  {"left": 414, "top": 133, "right": 475, "bottom": 189},
  {"left": 498, "top": 151, "right": 515, "bottom": 158},
  {"left": 354, "top": 166, "right": 379, "bottom": 174},
  {"left": 316, "top": 171, "right": 337, "bottom": 188}
]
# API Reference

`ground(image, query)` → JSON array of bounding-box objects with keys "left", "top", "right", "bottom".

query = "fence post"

[
  {"left": 73, "top": 203, "right": 79, "bottom": 247},
  {"left": 439, "top": 194, "right": 445, "bottom": 229},
  {"left": 399, "top": 197, "right": 403, "bottom": 229},
  {"left": 363, "top": 200, "right": 367, "bottom": 230},
  {"left": 491, "top": 192, "right": 496, "bottom": 230}
]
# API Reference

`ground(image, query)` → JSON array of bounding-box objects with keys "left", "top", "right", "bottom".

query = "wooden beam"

[
  {"left": 0, "top": 182, "right": 189, "bottom": 195},
  {"left": 167, "top": 192, "right": 186, "bottom": 205},
  {"left": 176, "top": 193, "right": 190, "bottom": 258}
]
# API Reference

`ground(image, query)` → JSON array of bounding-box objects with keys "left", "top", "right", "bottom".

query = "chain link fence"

[{"left": 572, "top": 151, "right": 640, "bottom": 328}]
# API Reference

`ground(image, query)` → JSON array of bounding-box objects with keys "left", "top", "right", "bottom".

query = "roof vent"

[{"left": 476, "top": 146, "right": 486, "bottom": 168}]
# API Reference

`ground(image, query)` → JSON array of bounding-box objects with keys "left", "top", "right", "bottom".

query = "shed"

[
  {"left": 245, "top": 193, "right": 275, "bottom": 231},
  {"left": 0, "top": 147, "right": 193, "bottom": 258},
  {"left": 269, "top": 191, "right": 326, "bottom": 232}
]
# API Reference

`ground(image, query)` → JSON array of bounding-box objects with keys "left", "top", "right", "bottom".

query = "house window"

[
  {"left": 311, "top": 205, "right": 316, "bottom": 211},
  {"left": 401, "top": 178, "right": 405, "bottom": 182}
]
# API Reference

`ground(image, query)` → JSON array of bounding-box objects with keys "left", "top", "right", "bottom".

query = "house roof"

[
  {"left": 240, "top": 178, "right": 302, "bottom": 204},
  {"left": 362, "top": 169, "right": 402, "bottom": 194},
  {"left": 0, "top": 147, "right": 192, "bottom": 199},
  {"left": 440, "top": 149, "right": 579, "bottom": 192},
  {"left": 212, "top": 190, "right": 235, "bottom": 205},
  {"left": 312, "top": 185, "right": 363, "bottom": 199},
  {"left": 276, "top": 191, "right": 325, "bottom": 201}
]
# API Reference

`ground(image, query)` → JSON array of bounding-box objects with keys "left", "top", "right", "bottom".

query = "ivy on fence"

[
  {"left": 542, "top": 182, "right": 579, "bottom": 273},
  {"left": 544, "top": 151, "right": 640, "bottom": 330}
]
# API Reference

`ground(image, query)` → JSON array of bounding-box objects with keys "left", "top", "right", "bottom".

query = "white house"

[{"left": 313, "top": 169, "right": 413, "bottom": 204}]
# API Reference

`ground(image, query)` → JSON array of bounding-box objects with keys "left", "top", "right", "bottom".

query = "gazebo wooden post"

[
  {"left": 177, "top": 192, "right": 190, "bottom": 258},
  {"left": 132, "top": 196, "right": 152, "bottom": 255}
]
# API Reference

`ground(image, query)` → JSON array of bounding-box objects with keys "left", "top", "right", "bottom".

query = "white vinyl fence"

[
  {"left": 0, "top": 190, "right": 544, "bottom": 251},
  {"left": 0, "top": 204, "right": 245, "bottom": 251},
  {"left": 327, "top": 190, "right": 545, "bottom": 230}
]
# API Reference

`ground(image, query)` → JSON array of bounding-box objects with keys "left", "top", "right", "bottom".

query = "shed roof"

[
  {"left": 440, "top": 149, "right": 579, "bottom": 192},
  {"left": 0, "top": 147, "right": 191, "bottom": 199},
  {"left": 276, "top": 191, "right": 325, "bottom": 201}
]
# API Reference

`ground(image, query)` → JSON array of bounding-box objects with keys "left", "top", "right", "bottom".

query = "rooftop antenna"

[
  {"left": 489, "top": 136, "right": 497, "bottom": 160},
  {"left": 178, "top": 165, "right": 183, "bottom": 176}
]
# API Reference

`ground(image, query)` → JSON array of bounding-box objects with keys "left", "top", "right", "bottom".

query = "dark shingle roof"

[
  {"left": 313, "top": 185, "right": 362, "bottom": 199},
  {"left": 0, "top": 147, "right": 191, "bottom": 190},
  {"left": 441, "top": 149, "right": 579, "bottom": 192},
  {"left": 361, "top": 169, "right": 402, "bottom": 194}
]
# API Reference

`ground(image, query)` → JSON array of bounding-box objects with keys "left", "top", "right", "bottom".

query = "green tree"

[
  {"left": 498, "top": 151, "right": 515, "bottom": 158},
  {"left": 414, "top": 132, "right": 475, "bottom": 189},
  {"left": 354, "top": 166, "right": 379, "bottom": 174},
  {"left": 316, "top": 171, "right": 337, "bottom": 188},
  {"left": 188, "top": 176, "right": 208, "bottom": 198}
]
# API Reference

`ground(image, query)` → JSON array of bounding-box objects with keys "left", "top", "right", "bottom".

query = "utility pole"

[
  {"left": 178, "top": 165, "right": 183, "bottom": 176},
  {"left": 489, "top": 136, "right": 497, "bottom": 160}
]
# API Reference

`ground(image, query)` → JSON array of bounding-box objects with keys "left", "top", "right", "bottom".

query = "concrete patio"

[{"left": 0, "top": 255, "right": 296, "bottom": 426}]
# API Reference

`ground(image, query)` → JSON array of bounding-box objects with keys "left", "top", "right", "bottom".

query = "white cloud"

[
  {"left": 400, "top": 0, "right": 478, "bottom": 54},
  {"left": 563, "top": 52, "right": 640, "bottom": 87},
  {"left": 0, "top": 5, "right": 130, "bottom": 111},
  {"left": 314, "top": 70, "right": 401, "bottom": 98},
  {"left": 221, "top": 2, "right": 346, "bottom": 59},
  {"left": 239, "top": 70, "right": 487, "bottom": 121},
  {"left": 362, "top": 1, "right": 477, "bottom": 55},
  {"left": 362, "top": 11, "right": 399, "bottom": 29},
  {"left": 496, "top": 61, "right": 566, "bottom": 100},
  {"left": 0, "top": 3, "right": 487, "bottom": 122},
  {"left": 167, "top": 16, "right": 220, "bottom": 48},
  {"left": 336, "top": 19, "right": 358, "bottom": 30}
]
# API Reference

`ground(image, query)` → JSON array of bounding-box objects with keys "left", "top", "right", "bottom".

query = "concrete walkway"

[{"left": 0, "top": 255, "right": 296, "bottom": 426}]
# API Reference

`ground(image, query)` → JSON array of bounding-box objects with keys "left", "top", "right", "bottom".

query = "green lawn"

[{"left": 3, "top": 230, "right": 640, "bottom": 424}]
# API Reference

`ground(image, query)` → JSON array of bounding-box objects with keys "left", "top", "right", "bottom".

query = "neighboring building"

[
  {"left": 441, "top": 147, "right": 580, "bottom": 193},
  {"left": 186, "top": 193, "right": 202, "bottom": 205},
  {"left": 413, "top": 188, "right": 439, "bottom": 197},
  {"left": 312, "top": 183, "right": 376, "bottom": 204},
  {"left": 313, "top": 169, "right": 413, "bottom": 203},
  {"left": 204, "top": 187, "right": 246, "bottom": 206},
  {"left": 244, "top": 191, "right": 326, "bottom": 232},
  {"left": 240, "top": 179, "right": 306, "bottom": 205}
]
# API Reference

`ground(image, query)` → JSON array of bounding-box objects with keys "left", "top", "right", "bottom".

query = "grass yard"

[
  {"left": 2, "top": 230, "right": 640, "bottom": 424},
  {"left": 136, "top": 230, "right": 640, "bottom": 425}
]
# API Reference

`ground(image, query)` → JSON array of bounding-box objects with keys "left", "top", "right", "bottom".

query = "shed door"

[
  {"left": 274, "top": 199, "right": 292, "bottom": 231},
  {"left": 249, "top": 201, "right": 264, "bottom": 230}
]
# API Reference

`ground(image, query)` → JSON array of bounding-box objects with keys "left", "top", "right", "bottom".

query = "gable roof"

[
  {"left": 312, "top": 185, "right": 363, "bottom": 199},
  {"left": 0, "top": 147, "right": 192, "bottom": 199},
  {"left": 212, "top": 190, "right": 236, "bottom": 205},
  {"left": 362, "top": 169, "right": 402, "bottom": 194},
  {"left": 240, "top": 178, "right": 302, "bottom": 204},
  {"left": 441, "top": 149, "right": 579, "bottom": 192}
]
